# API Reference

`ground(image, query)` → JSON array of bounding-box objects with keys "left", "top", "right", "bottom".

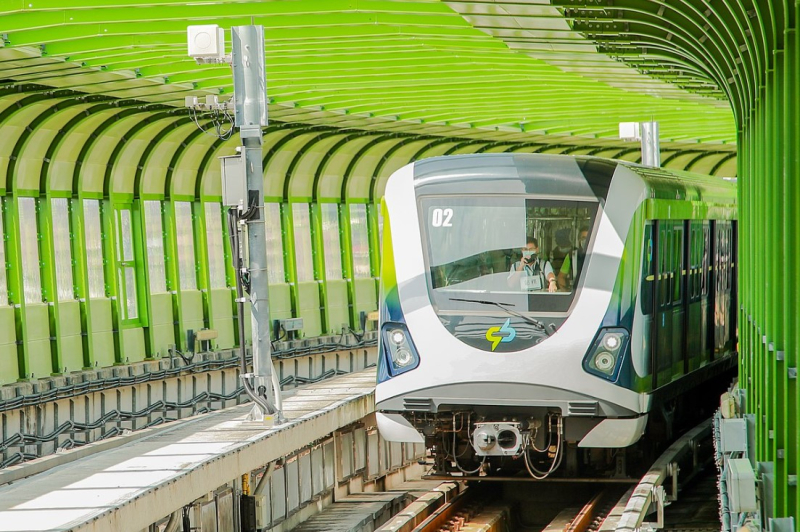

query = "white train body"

[{"left": 374, "top": 154, "right": 736, "bottom": 477}]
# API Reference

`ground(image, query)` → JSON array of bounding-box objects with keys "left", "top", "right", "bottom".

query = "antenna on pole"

[
  {"left": 619, "top": 121, "right": 661, "bottom": 167},
  {"left": 187, "top": 24, "right": 281, "bottom": 424}
]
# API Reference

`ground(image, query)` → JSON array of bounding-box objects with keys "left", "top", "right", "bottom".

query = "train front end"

[{"left": 375, "top": 154, "right": 649, "bottom": 478}]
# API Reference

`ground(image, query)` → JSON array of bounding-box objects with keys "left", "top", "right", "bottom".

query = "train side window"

[
  {"left": 727, "top": 225, "right": 734, "bottom": 291},
  {"left": 701, "top": 223, "right": 709, "bottom": 297},
  {"left": 673, "top": 224, "right": 683, "bottom": 304},
  {"left": 716, "top": 224, "right": 726, "bottom": 294},
  {"left": 692, "top": 224, "right": 700, "bottom": 300},
  {"left": 692, "top": 223, "right": 702, "bottom": 300},
  {"left": 659, "top": 223, "right": 670, "bottom": 308}
]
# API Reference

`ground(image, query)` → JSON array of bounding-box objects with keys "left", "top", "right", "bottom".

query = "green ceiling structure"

[
  {"left": 0, "top": 0, "right": 797, "bottom": 524},
  {"left": 0, "top": 0, "right": 738, "bottom": 160}
]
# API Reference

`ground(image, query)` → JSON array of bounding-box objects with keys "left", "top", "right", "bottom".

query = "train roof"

[{"left": 412, "top": 153, "right": 736, "bottom": 206}]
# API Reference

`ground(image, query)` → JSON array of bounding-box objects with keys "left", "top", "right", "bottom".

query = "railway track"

[
  {"left": 380, "top": 418, "right": 720, "bottom": 532},
  {"left": 413, "top": 486, "right": 509, "bottom": 532}
]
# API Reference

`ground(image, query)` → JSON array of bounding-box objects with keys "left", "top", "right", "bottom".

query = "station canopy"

[{"left": 0, "top": 0, "right": 738, "bottom": 178}]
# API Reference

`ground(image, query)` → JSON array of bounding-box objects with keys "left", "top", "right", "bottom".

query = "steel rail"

[{"left": 615, "top": 419, "right": 714, "bottom": 532}]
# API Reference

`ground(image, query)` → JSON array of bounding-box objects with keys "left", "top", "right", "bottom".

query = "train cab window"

[{"left": 420, "top": 196, "right": 598, "bottom": 315}]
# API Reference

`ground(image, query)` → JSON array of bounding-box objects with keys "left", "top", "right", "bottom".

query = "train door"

[
  {"left": 653, "top": 220, "right": 674, "bottom": 388},
  {"left": 699, "top": 222, "right": 712, "bottom": 365},
  {"left": 713, "top": 222, "right": 729, "bottom": 355},
  {"left": 671, "top": 222, "right": 685, "bottom": 380},
  {"left": 639, "top": 222, "right": 655, "bottom": 388},
  {"left": 707, "top": 220, "right": 718, "bottom": 360},
  {"left": 685, "top": 221, "right": 701, "bottom": 373}
]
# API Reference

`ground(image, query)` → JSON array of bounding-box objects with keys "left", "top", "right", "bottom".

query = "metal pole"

[
  {"left": 640, "top": 121, "right": 661, "bottom": 167},
  {"left": 231, "top": 25, "right": 278, "bottom": 421}
]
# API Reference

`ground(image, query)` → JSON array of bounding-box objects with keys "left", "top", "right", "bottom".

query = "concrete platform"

[
  {"left": 292, "top": 492, "right": 408, "bottom": 532},
  {"left": 0, "top": 369, "right": 377, "bottom": 532}
]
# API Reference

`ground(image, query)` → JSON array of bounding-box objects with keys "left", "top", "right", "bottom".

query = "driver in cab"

[{"left": 507, "top": 237, "right": 557, "bottom": 292}]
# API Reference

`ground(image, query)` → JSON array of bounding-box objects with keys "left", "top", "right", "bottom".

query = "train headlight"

[
  {"left": 583, "top": 328, "right": 629, "bottom": 380},
  {"left": 593, "top": 351, "right": 616, "bottom": 372},
  {"left": 394, "top": 349, "right": 413, "bottom": 367},
  {"left": 602, "top": 333, "right": 622, "bottom": 351},
  {"left": 390, "top": 329, "right": 406, "bottom": 345},
  {"left": 380, "top": 323, "right": 420, "bottom": 376}
]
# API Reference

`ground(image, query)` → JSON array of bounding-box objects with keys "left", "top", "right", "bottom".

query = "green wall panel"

[
  {"left": 121, "top": 327, "right": 145, "bottom": 364},
  {"left": 180, "top": 289, "right": 206, "bottom": 347},
  {"left": 149, "top": 292, "right": 174, "bottom": 358},
  {"left": 325, "top": 279, "right": 349, "bottom": 334},
  {"left": 89, "top": 298, "right": 115, "bottom": 368},
  {"left": 209, "top": 288, "right": 235, "bottom": 349},
  {"left": 25, "top": 303, "right": 52, "bottom": 379},
  {"left": 57, "top": 300, "right": 84, "bottom": 373},
  {"left": 269, "top": 284, "right": 293, "bottom": 322},
  {"left": 295, "top": 281, "right": 322, "bottom": 338},
  {"left": 0, "top": 306, "right": 18, "bottom": 385},
  {"left": 353, "top": 278, "right": 378, "bottom": 324}
]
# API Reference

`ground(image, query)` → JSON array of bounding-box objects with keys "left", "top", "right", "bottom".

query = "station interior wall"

[{"left": 0, "top": 100, "right": 739, "bottom": 385}]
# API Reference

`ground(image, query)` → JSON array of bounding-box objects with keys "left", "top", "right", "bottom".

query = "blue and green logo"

[{"left": 485, "top": 319, "right": 516, "bottom": 351}]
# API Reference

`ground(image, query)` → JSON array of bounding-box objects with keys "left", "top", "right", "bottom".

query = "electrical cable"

[
  {"left": 523, "top": 413, "right": 564, "bottom": 479},
  {"left": 0, "top": 336, "right": 376, "bottom": 416},
  {"left": 227, "top": 207, "right": 276, "bottom": 416}
]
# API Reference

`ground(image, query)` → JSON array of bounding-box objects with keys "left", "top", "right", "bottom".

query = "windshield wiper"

[{"left": 448, "top": 297, "right": 552, "bottom": 336}]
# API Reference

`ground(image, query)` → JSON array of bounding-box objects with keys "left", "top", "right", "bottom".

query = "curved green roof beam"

[{"left": 0, "top": 0, "right": 736, "bottom": 149}]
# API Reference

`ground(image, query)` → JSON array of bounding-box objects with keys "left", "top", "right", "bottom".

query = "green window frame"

[
  {"left": 292, "top": 202, "right": 314, "bottom": 282},
  {"left": 83, "top": 199, "right": 106, "bottom": 299},
  {"left": 349, "top": 203, "right": 371, "bottom": 279},
  {"left": 175, "top": 201, "right": 197, "bottom": 291},
  {"left": 264, "top": 202, "right": 286, "bottom": 284},
  {"left": 18, "top": 197, "right": 43, "bottom": 303},
  {"left": 144, "top": 200, "right": 167, "bottom": 294},
  {"left": 51, "top": 198, "right": 75, "bottom": 301},
  {"left": 204, "top": 202, "right": 227, "bottom": 289},
  {"left": 321, "top": 203, "right": 343, "bottom": 280},
  {"left": 115, "top": 204, "right": 140, "bottom": 323}
]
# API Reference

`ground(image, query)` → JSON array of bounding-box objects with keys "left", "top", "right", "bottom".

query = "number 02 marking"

[{"left": 431, "top": 208, "right": 453, "bottom": 227}]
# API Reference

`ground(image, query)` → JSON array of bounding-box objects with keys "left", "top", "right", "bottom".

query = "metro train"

[{"left": 374, "top": 153, "right": 737, "bottom": 479}]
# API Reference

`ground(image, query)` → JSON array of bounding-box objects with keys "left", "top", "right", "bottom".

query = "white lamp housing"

[
  {"left": 187, "top": 25, "right": 225, "bottom": 62},
  {"left": 619, "top": 121, "right": 641, "bottom": 141}
]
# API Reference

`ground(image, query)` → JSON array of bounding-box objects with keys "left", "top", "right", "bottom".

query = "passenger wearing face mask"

[
  {"left": 558, "top": 227, "right": 589, "bottom": 290},
  {"left": 508, "top": 237, "right": 556, "bottom": 292}
]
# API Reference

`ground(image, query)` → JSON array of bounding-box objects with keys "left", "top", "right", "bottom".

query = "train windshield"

[{"left": 421, "top": 196, "right": 599, "bottom": 315}]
